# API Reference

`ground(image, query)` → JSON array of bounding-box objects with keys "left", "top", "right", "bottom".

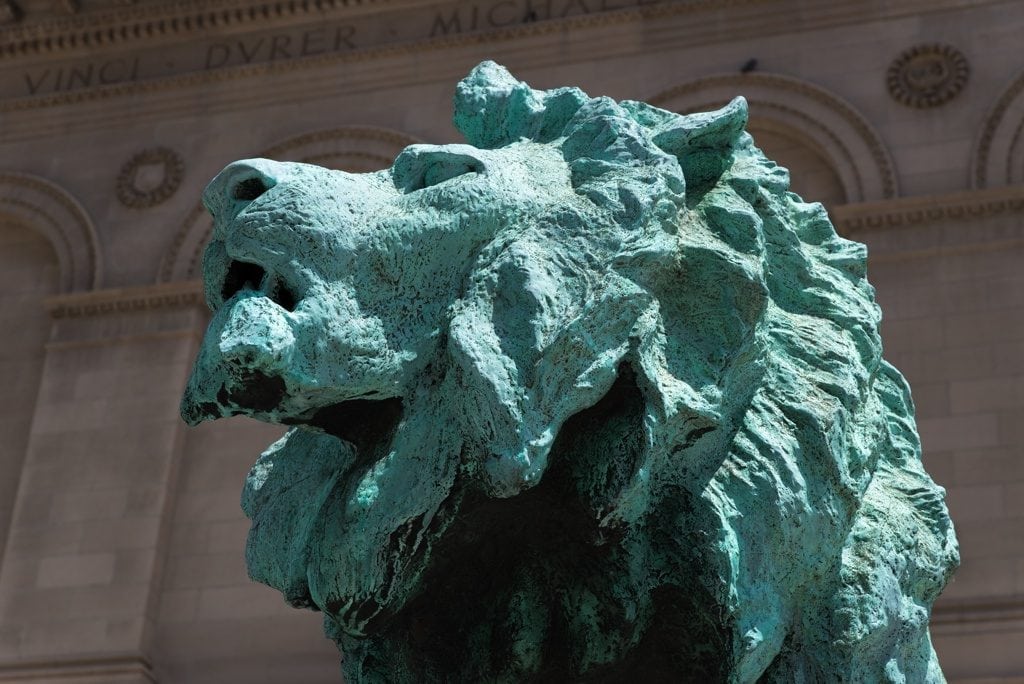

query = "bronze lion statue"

[{"left": 181, "top": 62, "right": 958, "bottom": 682}]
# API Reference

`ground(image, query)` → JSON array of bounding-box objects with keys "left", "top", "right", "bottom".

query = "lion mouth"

[
  {"left": 293, "top": 396, "right": 404, "bottom": 455},
  {"left": 245, "top": 396, "right": 406, "bottom": 616}
]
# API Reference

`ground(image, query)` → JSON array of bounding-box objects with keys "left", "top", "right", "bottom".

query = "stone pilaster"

[{"left": 0, "top": 282, "right": 204, "bottom": 684}]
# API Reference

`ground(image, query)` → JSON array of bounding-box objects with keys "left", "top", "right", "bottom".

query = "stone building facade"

[{"left": 0, "top": 0, "right": 1022, "bottom": 681}]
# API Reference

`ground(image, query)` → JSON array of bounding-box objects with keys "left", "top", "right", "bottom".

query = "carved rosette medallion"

[
  {"left": 887, "top": 44, "right": 968, "bottom": 108},
  {"left": 116, "top": 147, "right": 184, "bottom": 208}
]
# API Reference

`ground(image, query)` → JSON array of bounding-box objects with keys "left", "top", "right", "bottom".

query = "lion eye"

[
  {"left": 219, "top": 259, "right": 300, "bottom": 312},
  {"left": 233, "top": 176, "right": 270, "bottom": 201},
  {"left": 269, "top": 281, "right": 298, "bottom": 312},
  {"left": 392, "top": 146, "right": 485, "bottom": 192},
  {"left": 420, "top": 160, "right": 481, "bottom": 189}
]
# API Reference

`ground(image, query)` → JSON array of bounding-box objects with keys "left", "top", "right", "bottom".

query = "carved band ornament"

[
  {"left": 0, "top": 0, "right": 701, "bottom": 107},
  {"left": 45, "top": 280, "right": 202, "bottom": 319},
  {"left": 832, "top": 184, "right": 1024, "bottom": 233},
  {"left": 0, "top": 0, "right": 998, "bottom": 114}
]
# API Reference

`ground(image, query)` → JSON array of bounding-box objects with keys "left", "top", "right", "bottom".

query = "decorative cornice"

[
  {"left": 0, "top": 652, "right": 153, "bottom": 682},
  {"left": 931, "top": 595, "right": 1024, "bottom": 627},
  {"left": 0, "top": 0, "right": 1010, "bottom": 120},
  {"left": 0, "top": 0, "right": 407, "bottom": 60},
  {"left": 45, "top": 280, "right": 203, "bottom": 319},
  {"left": 0, "top": 0, "right": 708, "bottom": 61},
  {"left": 0, "top": 0, "right": 1005, "bottom": 66},
  {"left": 0, "top": 0, "right": 758, "bottom": 115},
  {"left": 831, "top": 184, "right": 1024, "bottom": 233}
]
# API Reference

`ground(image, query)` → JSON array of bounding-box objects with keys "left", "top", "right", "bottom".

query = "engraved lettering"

[
  {"left": 97, "top": 57, "right": 140, "bottom": 85},
  {"left": 524, "top": 0, "right": 552, "bottom": 21},
  {"left": 333, "top": 25, "right": 356, "bottom": 49},
  {"left": 99, "top": 59, "right": 128, "bottom": 84},
  {"left": 205, "top": 43, "right": 231, "bottom": 69},
  {"left": 24, "top": 70, "right": 49, "bottom": 95},
  {"left": 487, "top": 0, "right": 518, "bottom": 25},
  {"left": 12, "top": 2, "right": 668, "bottom": 101},
  {"left": 301, "top": 27, "right": 327, "bottom": 56},
  {"left": 430, "top": 8, "right": 463, "bottom": 35},
  {"left": 238, "top": 38, "right": 265, "bottom": 64},
  {"left": 66, "top": 64, "right": 94, "bottom": 90},
  {"left": 269, "top": 34, "right": 292, "bottom": 60}
]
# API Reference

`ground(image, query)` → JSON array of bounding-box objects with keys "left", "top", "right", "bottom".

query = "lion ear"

[{"left": 624, "top": 97, "right": 749, "bottom": 190}]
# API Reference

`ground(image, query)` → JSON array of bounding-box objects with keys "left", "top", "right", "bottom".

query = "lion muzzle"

[{"left": 181, "top": 290, "right": 296, "bottom": 425}]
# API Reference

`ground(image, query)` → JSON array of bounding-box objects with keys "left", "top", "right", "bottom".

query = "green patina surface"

[{"left": 181, "top": 62, "right": 959, "bottom": 682}]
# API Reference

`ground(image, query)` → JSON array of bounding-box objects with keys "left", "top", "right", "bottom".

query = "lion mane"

[{"left": 182, "top": 62, "right": 958, "bottom": 682}]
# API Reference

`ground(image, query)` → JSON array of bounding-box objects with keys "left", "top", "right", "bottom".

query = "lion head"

[{"left": 181, "top": 62, "right": 958, "bottom": 682}]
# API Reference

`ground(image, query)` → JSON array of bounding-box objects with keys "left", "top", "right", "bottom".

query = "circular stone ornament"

[
  {"left": 887, "top": 44, "right": 969, "bottom": 108},
  {"left": 116, "top": 147, "right": 184, "bottom": 208}
]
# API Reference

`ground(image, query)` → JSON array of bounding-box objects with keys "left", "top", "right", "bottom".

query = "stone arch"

[
  {"left": 159, "top": 126, "right": 420, "bottom": 283},
  {"left": 648, "top": 73, "right": 898, "bottom": 203},
  {"left": 973, "top": 70, "right": 1024, "bottom": 188},
  {"left": 746, "top": 118, "right": 847, "bottom": 208},
  {"left": 0, "top": 172, "right": 101, "bottom": 292}
]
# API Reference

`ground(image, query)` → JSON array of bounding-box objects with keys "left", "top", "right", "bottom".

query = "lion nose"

[
  {"left": 217, "top": 292, "right": 296, "bottom": 367},
  {"left": 203, "top": 159, "right": 282, "bottom": 223},
  {"left": 180, "top": 291, "right": 296, "bottom": 426}
]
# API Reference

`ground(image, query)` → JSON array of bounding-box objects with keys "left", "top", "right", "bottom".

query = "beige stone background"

[{"left": 0, "top": 0, "right": 1023, "bottom": 681}]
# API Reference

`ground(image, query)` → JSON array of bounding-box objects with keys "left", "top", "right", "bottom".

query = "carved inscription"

[
  {"left": 18, "top": 25, "right": 358, "bottom": 97},
  {"left": 25, "top": 56, "right": 139, "bottom": 95},
  {"left": 430, "top": 0, "right": 661, "bottom": 35},
  {"left": 203, "top": 26, "right": 357, "bottom": 70},
  {"left": 9, "top": 0, "right": 667, "bottom": 99}
]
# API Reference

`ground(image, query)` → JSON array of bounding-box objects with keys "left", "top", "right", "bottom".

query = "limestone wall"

[{"left": 0, "top": 0, "right": 1022, "bottom": 681}]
